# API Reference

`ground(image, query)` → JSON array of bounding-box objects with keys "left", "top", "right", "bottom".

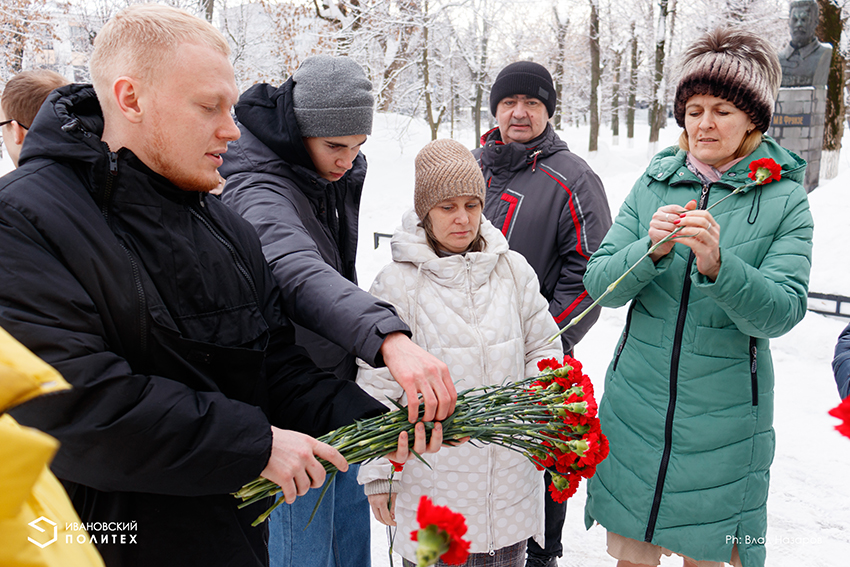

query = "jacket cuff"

[
  {"left": 366, "top": 318, "right": 411, "bottom": 368},
  {"left": 363, "top": 479, "right": 392, "bottom": 496}
]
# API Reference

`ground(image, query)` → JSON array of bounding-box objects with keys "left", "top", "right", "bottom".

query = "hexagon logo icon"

[{"left": 28, "top": 516, "right": 57, "bottom": 548}]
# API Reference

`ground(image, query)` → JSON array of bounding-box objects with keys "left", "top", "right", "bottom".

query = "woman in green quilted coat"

[{"left": 583, "top": 28, "right": 813, "bottom": 567}]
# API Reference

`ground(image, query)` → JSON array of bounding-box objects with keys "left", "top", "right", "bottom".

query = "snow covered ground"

[
  {"left": 2, "top": 112, "right": 847, "bottom": 566},
  {"left": 356, "top": 115, "right": 850, "bottom": 567}
]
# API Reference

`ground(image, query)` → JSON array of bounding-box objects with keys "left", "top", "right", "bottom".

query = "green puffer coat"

[{"left": 583, "top": 136, "right": 813, "bottom": 567}]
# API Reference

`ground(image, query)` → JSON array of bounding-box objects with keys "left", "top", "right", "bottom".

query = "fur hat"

[
  {"left": 489, "top": 61, "right": 557, "bottom": 118},
  {"left": 292, "top": 55, "right": 374, "bottom": 137},
  {"left": 414, "top": 139, "right": 486, "bottom": 221},
  {"left": 673, "top": 28, "right": 781, "bottom": 133}
]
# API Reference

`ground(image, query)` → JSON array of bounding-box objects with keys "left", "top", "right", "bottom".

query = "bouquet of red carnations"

[{"left": 234, "top": 355, "right": 608, "bottom": 523}]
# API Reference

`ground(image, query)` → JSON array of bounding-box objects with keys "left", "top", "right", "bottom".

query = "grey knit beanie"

[
  {"left": 414, "top": 139, "right": 486, "bottom": 221},
  {"left": 674, "top": 28, "right": 781, "bottom": 133},
  {"left": 292, "top": 55, "right": 374, "bottom": 137}
]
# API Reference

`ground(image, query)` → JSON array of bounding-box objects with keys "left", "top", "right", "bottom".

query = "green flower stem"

[{"left": 547, "top": 179, "right": 763, "bottom": 343}]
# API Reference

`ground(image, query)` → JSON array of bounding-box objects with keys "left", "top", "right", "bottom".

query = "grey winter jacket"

[
  {"left": 219, "top": 81, "right": 409, "bottom": 381},
  {"left": 473, "top": 124, "right": 612, "bottom": 353}
]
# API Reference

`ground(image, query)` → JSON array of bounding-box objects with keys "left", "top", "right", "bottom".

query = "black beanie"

[{"left": 489, "top": 61, "right": 556, "bottom": 117}]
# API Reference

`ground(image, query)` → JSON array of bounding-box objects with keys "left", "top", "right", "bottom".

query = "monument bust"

[{"left": 779, "top": 0, "right": 833, "bottom": 87}]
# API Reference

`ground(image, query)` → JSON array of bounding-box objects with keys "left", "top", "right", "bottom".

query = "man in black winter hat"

[{"left": 473, "top": 61, "right": 612, "bottom": 567}]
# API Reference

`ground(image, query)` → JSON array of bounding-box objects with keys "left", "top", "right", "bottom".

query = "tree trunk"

[
  {"left": 648, "top": 0, "right": 669, "bottom": 147},
  {"left": 553, "top": 7, "right": 569, "bottom": 130},
  {"left": 627, "top": 21, "right": 638, "bottom": 142},
  {"left": 817, "top": 0, "right": 846, "bottom": 180},
  {"left": 588, "top": 0, "right": 600, "bottom": 152},
  {"left": 472, "top": 18, "right": 490, "bottom": 148},
  {"left": 421, "top": 0, "right": 444, "bottom": 140},
  {"left": 375, "top": 1, "right": 419, "bottom": 112},
  {"left": 612, "top": 49, "right": 622, "bottom": 145},
  {"left": 202, "top": 0, "right": 214, "bottom": 23}
]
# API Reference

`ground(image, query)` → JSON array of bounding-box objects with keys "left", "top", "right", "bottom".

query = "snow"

[
  {"left": 2, "top": 112, "right": 847, "bottom": 566},
  {"left": 356, "top": 117, "right": 850, "bottom": 566}
]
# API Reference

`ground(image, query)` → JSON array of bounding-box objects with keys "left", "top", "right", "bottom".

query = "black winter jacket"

[
  {"left": 219, "top": 81, "right": 409, "bottom": 381},
  {"left": 0, "top": 84, "right": 385, "bottom": 567},
  {"left": 473, "top": 124, "right": 612, "bottom": 353}
]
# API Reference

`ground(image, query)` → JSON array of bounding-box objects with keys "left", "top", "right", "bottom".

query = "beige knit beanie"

[
  {"left": 674, "top": 27, "right": 781, "bottom": 133},
  {"left": 414, "top": 139, "right": 486, "bottom": 221}
]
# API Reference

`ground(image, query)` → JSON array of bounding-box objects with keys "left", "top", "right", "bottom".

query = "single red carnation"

[
  {"left": 748, "top": 158, "right": 782, "bottom": 184},
  {"left": 411, "top": 496, "right": 471, "bottom": 566},
  {"left": 548, "top": 471, "right": 580, "bottom": 502},
  {"left": 828, "top": 397, "right": 850, "bottom": 439}
]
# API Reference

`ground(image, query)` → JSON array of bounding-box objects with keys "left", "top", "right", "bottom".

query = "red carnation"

[
  {"left": 748, "top": 158, "right": 781, "bottom": 184},
  {"left": 537, "top": 358, "right": 561, "bottom": 372},
  {"left": 411, "top": 496, "right": 471, "bottom": 566},
  {"left": 828, "top": 397, "right": 850, "bottom": 439},
  {"left": 548, "top": 471, "right": 581, "bottom": 502}
]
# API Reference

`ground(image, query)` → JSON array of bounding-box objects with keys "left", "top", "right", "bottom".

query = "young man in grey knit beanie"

[{"left": 219, "top": 55, "right": 455, "bottom": 567}]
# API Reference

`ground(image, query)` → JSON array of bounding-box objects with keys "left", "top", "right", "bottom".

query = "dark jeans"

[{"left": 526, "top": 471, "right": 566, "bottom": 559}]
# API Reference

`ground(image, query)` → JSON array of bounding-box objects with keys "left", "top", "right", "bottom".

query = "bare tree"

[
  {"left": 552, "top": 6, "right": 570, "bottom": 130},
  {"left": 421, "top": 0, "right": 445, "bottom": 140},
  {"left": 627, "top": 21, "right": 639, "bottom": 144},
  {"left": 0, "top": 0, "right": 56, "bottom": 80},
  {"left": 589, "top": 0, "right": 601, "bottom": 152},
  {"left": 815, "top": 0, "right": 846, "bottom": 179},
  {"left": 648, "top": 0, "right": 670, "bottom": 151}
]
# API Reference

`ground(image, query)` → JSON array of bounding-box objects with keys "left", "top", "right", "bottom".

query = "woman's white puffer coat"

[{"left": 357, "top": 209, "right": 563, "bottom": 559}]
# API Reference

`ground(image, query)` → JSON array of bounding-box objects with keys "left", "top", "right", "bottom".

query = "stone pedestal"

[{"left": 768, "top": 86, "right": 826, "bottom": 192}]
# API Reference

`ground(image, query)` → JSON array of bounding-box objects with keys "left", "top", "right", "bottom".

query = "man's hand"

[
  {"left": 260, "top": 427, "right": 347, "bottom": 504},
  {"left": 380, "top": 332, "right": 456, "bottom": 422}
]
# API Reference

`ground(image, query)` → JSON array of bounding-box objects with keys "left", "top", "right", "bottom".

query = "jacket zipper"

[
  {"left": 645, "top": 183, "right": 710, "bottom": 542},
  {"left": 100, "top": 152, "right": 118, "bottom": 220},
  {"left": 189, "top": 201, "right": 260, "bottom": 306},
  {"left": 100, "top": 153, "right": 150, "bottom": 357},
  {"left": 749, "top": 337, "right": 758, "bottom": 406},
  {"left": 463, "top": 257, "right": 496, "bottom": 553},
  {"left": 613, "top": 301, "right": 637, "bottom": 371}
]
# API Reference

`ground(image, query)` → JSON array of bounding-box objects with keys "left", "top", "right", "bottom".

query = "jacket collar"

[
  {"left": 646, "top": 135, "right": 806, "bottom": 194},
  {"left": 479, "top": 123, "right": 569, "bottom": 173},
  {"left": 390, "top": 209, "right": 509, "bottom": 286}
]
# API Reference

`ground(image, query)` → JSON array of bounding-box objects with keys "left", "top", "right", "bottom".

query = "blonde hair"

[
  {"left": 90, "top": 4, "right": 230, "bottom": 109},
  {"left": 678, "top": 128, "right": 763, "bottom": 162}
]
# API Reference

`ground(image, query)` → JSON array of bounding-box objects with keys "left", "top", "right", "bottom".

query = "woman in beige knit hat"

[
  {"left": 357, "top": 139, "right": 563, "bottom": 566},
  {"left": 583, "top": 28, "right": 813, "bottom": 567}
]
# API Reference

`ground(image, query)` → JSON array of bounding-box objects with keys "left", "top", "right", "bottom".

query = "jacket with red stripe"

[{"left": 473, "top": 124, "right": 612, "bottom": 352}]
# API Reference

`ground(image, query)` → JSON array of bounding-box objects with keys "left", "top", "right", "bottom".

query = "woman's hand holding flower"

[
  {"left": 649, "top": 203, "right": 689, "bottom": 261},
  {"left": 384, "top": 421, "right": 444, "bottom": 463},
  {"left": 669, "top": 200, "right": 723, "bottom": 281}
]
